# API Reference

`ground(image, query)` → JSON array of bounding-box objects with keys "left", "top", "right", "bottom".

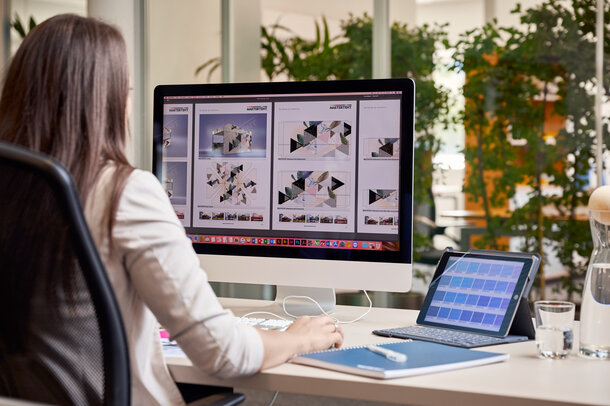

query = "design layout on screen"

[{"left": 160, "top": 91, "right": 403, "bottom": 251}]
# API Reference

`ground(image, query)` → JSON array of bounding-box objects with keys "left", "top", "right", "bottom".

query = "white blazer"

[{"left": 85, "top": 167, "right": 263, "bottom": 405}]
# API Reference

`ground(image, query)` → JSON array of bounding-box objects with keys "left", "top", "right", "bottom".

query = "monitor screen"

[{"left": 152, "top": 79, "right": 414, "bottom": 294}]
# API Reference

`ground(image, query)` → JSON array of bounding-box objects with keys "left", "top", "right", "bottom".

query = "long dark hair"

[
  {"left": 0, "top": 13, "right": 134, "bottom": 232},
  {"left": 0, "top": 15, "right": 133, "bottom": 404}
]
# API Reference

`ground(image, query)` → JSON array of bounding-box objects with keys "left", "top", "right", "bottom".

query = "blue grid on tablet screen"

[{"left": 423, "top": 257, "right": 524, "bottom": 332}]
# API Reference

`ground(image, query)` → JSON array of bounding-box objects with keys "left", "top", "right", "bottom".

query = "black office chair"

[
  {"left": 0, "top": 142, "right": 131, "bottom": 405},
  {"left": 0, "top": 142, "right": 245, "bottom": 406}
]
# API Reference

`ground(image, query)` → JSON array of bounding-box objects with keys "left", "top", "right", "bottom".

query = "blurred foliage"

[
  {"left": 452, "top": 0, "right": 608, "bottom": 299},
  {"left": 11, "top": 13, "right": 37, "bottom": 39}
]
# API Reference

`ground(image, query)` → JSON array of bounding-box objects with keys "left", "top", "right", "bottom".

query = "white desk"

[{"left": 166, "top": 298, "right": 610, "bottom": 406}]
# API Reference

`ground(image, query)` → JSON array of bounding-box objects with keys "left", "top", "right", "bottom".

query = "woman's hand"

[
  {"left": 256, "top": 315, "right": 344, "bottom": 371},
  {"left": 285, "top": 315, "right": 344, "bottom": 353}
]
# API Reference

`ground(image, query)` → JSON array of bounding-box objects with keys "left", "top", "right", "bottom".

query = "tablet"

[{"left": 416, "top": 249, "right": 540, "bottom": 337}]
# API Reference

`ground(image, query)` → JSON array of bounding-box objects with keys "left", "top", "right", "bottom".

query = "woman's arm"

[
  {"left": 110, "top": 170, "right": 343, "bottom": 376},
  {"left": 111, "top": 171, "right": 265, "bottom": 377},
  {"left": 257, "top": 315, "right": 344, "bottom": 370}
]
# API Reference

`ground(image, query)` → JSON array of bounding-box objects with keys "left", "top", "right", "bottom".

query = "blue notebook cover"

[{"left": 291, "top": 340, "right": 509, "bottom": 379}]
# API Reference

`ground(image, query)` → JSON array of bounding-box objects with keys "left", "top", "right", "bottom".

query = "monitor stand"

[{"left": 275, "top": 286, "right": 336, "bottom": 317}]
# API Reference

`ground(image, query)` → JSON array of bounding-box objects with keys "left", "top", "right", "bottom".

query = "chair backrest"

[{"left": 0, "top": 142, "right": 130, "bottom": 406}]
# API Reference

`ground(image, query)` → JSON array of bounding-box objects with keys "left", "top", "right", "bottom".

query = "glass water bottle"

[{"left": 580, "top": 209, "right": 610, "bottom": 359}]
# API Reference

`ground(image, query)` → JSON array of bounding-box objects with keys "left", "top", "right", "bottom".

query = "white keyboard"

[{"left": 237, "top": 317, "right": 293, "bottom": 331}]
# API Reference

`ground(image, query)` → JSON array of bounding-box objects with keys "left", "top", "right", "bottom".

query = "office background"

[{"left": 2, "top": 0, "right": 608, "bottom": 307}]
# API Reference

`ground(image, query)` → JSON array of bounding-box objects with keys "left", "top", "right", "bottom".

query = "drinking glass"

[{"left": 534, "top": 301, "right": 575, "bottom": 359}]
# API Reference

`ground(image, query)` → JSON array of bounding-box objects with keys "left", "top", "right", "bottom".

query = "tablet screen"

[{"left": 416, "top": 251, "right": 537, "bottom": 336}]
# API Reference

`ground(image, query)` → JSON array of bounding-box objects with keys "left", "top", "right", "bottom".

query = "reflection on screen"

[{"left": 424, "top": 257, "right": 524, "bottom": 332}]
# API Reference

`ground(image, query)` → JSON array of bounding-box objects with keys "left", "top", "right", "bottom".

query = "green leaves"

[
  {"left": 260, "top": 16, "right": 340, "bottom": 81},
  {"left": 11, "top": 13, "right": 37, "bottom": 39},
  {"left": 454, "top": 0, "right": 601, "bottom": 297},
  {"left": 195, "top": 57, "right": 221, "bottom": 82}
]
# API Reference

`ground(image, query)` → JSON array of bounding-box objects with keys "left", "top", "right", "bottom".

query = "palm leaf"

[{"left": 12, "top": 14, "right": 26, "bottom": 38}]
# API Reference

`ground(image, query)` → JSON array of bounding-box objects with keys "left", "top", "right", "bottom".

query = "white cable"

[
  {"left": 281, "top": 295, "right": 329, "bottom": 319},
  {"left": 339, "top": 290, "right": 373, "bottom": 324},
  {"left": 237, "top": 290, "right": 374, "bottom": 327},
  {"left": 268, "top": 391, "right": 279, "bottom": 406},
  {"left": 281, "top": 290, "right": 373, "bottom": 324}
]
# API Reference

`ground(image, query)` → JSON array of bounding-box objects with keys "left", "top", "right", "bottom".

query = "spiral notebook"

[{"left": 291, "top": 340, "right": 508, "bottom": 379}]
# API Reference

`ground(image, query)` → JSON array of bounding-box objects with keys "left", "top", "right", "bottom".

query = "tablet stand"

[{"left": 508, "top": 297, "right": 535, "bottom": 339}]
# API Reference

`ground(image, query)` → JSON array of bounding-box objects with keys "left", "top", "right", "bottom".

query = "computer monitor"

[{"left": 152, "top": 78, "right": 414, "bottom": 315}]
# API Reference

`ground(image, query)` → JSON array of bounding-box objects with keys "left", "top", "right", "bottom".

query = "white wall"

[
  {"left": 145, "top": 1, "right": 222, "bottom": 169},
  {"left": 148, "top": 1, "right": 221, "bottom": 87},
  {"left": 496, "top": 0, "right": 549, "bottom": 27},
  {"left": 417, "top": 0, "right": 484, "bottom": 43}
]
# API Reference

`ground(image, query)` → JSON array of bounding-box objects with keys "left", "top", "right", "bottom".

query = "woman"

[{"left": 0, "top": 14, "right": 343, "bottom": 405}]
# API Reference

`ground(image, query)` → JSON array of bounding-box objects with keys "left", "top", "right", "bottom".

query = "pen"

[{"left": 366, "top": 345, "right": 408, "bottom": 363}]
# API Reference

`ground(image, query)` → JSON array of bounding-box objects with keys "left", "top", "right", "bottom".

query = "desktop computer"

[{"left": 152, "top": 78, "right": 414, "bottom": 315}]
